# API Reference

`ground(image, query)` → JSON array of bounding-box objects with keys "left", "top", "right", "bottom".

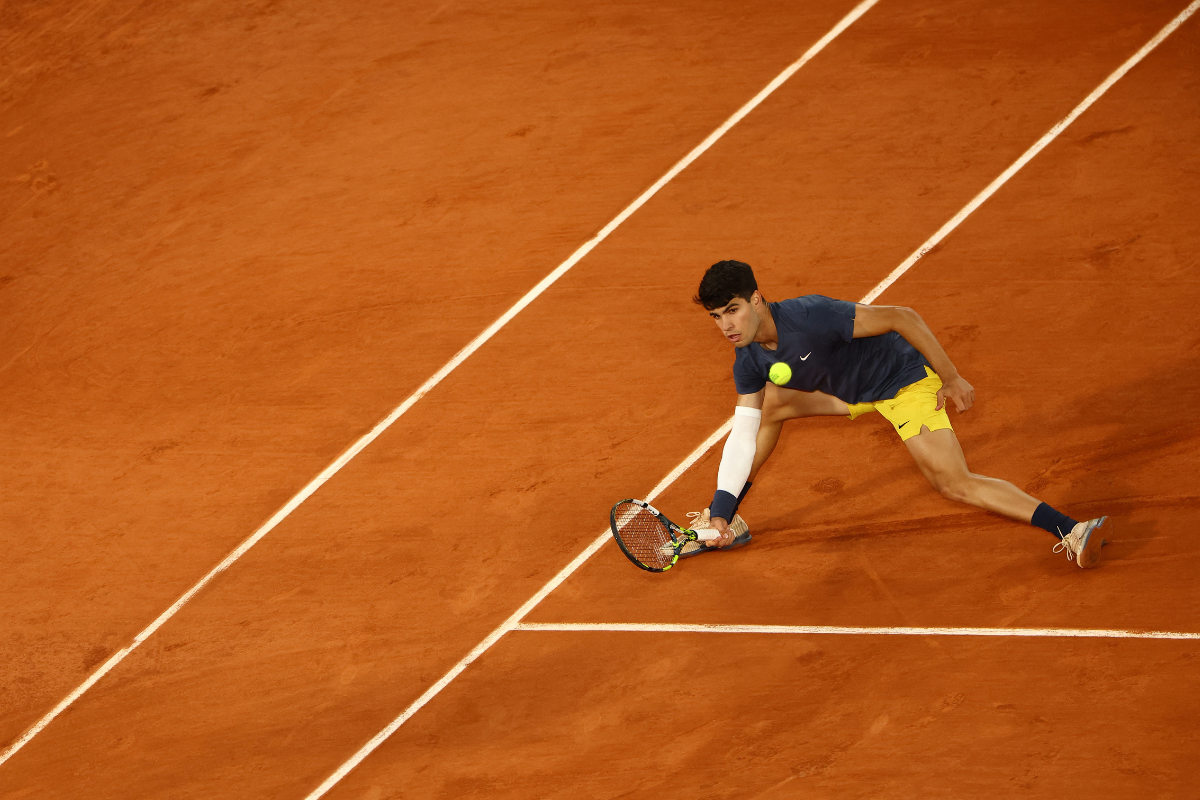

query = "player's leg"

[
  {"left": 749, "top": 384, "right": 849, "bottom": 481},
  {"left": 903, "top": 425, "right": 1107, "bottom": 567},
  {"left": 903, "top": 427, "right": 1038, "bottom": 520},
  {"left": 880, "top": 368, "right": 1107, "bottom": 567}
]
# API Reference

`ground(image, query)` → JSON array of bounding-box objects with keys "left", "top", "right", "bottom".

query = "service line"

[
  {"left": 515, "top": 622, "right": 1200, "bottom": 640},
  {"left": 304, "top": 3, "right": 1200, "bottom": 797},
  {"left": 0, "top": 0, "right": 882, "bottom": 772}
]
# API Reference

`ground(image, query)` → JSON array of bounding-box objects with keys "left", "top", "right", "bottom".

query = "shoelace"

[{"left": 1051, "top": 526, "right": 1077, "bottom": 561}]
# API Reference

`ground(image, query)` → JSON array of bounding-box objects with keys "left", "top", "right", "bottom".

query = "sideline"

[
  {"left": 302, "top": 2, "right": 885, "bottom": 797},
  {"left": 0, "top": 0, "right": 883, "bottom": 770},
  {"left": 303, "top": 3, "right": 1200, "bottom": 796},
  {"left": 862, "top": 0, "right": 1200, "bottom": 302},
  {"left": 516, "top": 622, "right": 1200, "bottom": 640}
]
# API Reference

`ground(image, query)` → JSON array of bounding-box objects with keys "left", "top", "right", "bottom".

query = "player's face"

[{"left": 709, "top": 293, "right": 760, "bottom": 347}]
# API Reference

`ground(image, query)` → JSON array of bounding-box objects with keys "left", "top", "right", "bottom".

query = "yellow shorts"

[{"left": 846, "top": 366, "right": 953, "bottom": 442}]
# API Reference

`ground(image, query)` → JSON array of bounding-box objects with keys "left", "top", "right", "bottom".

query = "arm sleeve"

[{"left": 710, "top": 406, "right": 761, "bottom": 522}]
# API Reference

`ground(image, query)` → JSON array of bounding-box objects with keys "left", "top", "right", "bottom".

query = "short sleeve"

[
  {"left": 733, "top": 350, "right": 766, "bottom": 394},
  {"left": 805, "top": 295, "right": 856, "bottom": 342}
]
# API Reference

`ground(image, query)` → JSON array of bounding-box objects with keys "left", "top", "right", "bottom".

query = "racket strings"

[{"left": 612, "top": 502, "right": 676, "bottom": 570}]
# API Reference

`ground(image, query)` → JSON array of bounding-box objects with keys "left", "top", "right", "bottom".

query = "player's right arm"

[
  {"left": 708, "top": 390, "right": 764, "bottom": 545},
  {"left": 853, "top": 304, "right": 974, "bottom": 412}
]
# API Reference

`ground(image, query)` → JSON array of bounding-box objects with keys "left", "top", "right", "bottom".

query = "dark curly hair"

[{"left": 693, "top": 260, "right": 758, "bottom": 310}]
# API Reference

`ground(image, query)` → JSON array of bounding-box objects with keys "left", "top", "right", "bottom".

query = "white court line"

[
  {"left": 515, "top": 622, "right": 1200, "bottom": 640},
  {"left": 0, "top": 0, "right": 882, "bottom": 771},
  {"left": 301, "top": 3, "right": 885, "bottom": 796},
  {"left": 303, "top": 421, "right": 736, "bottom": 799},
  {"left": 304, "top": 4, "right": 1200, "bottom": 797},
  {"left": 862, "top": 0, "right": 1200, "bottom": 303}
]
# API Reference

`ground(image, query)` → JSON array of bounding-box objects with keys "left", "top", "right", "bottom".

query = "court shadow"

[{"left": 1012, "top": 352, "right": 1200, "bottom": 563}]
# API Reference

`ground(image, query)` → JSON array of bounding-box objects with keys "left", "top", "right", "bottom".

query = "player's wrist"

[
  {"left": 937, "top": 366, "right": 961, "bottom": 382},
  {"left": 709, "top": 490, "right": 739, "bottom": 526}
]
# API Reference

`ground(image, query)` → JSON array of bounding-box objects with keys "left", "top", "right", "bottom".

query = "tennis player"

[{"left": 687, "top": 259, "right": 1108, "bottom": 567}]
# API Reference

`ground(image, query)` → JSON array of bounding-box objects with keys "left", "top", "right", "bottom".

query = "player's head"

[{"left": 694, "top": 260, "right": 765, "bottom": 348}]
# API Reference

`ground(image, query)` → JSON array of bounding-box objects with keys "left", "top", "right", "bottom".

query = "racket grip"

[{"left": 692, "top": 529, "right": 721, "bottom": 542}]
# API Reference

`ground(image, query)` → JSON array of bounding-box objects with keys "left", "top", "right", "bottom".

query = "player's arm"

[
  {"left": 852, "top": 304, "right": 975, "bottom": 412},
  {"left": 708, "top": 390, "right": 764, "bottom": 546}
]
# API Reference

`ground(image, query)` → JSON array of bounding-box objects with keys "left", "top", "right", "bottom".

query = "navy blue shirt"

[{"left": 733, "top": 296, "right": 930, "bottom": 404}]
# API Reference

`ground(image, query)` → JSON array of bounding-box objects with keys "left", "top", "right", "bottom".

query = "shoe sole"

[
  {"left": 677, "top": 532, "right": 752, "bottom": 559},
  {"left": 1076, "top": 516, "right": 1108, "bottom": 569}
]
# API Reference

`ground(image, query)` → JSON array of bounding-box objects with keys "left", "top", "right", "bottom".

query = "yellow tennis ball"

[{"left": 769, "top": 361, "right": 792, "bottom": 386}]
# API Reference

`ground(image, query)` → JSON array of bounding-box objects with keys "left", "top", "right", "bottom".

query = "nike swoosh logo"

[{"left": 799, "top": 352, "right": 812, "bottom": 361}]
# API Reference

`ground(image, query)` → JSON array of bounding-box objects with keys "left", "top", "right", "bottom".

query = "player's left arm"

[{"left": 852, "top": 304, "right": 975, "bottom": 412}]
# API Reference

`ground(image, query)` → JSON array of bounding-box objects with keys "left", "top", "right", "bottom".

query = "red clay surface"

[
  {"left": 1, "top": 0, "right": 862, "bottom": 749},
  {"left": 328, "top": 632, "right": 1200, "bottom": 799},
  {"left": 2, "top": 0, "right": 1198, "bottom": 797},
  {"left": 535, "top": 0, "right": 1200, "bottom": 638}
]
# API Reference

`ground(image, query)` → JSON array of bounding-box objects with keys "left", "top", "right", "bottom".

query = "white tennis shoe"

[{"left": 1052, "top": 516, "right": 1109, "bottom": 568}]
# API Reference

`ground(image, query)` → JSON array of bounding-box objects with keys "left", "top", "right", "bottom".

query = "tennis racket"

[{"left": 609, "top": 498, "right": 720, "bottom": 572}]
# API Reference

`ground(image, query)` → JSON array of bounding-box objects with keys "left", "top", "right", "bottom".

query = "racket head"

[{"left": 610, "top": 499, "right": 692, "bottom": 572}]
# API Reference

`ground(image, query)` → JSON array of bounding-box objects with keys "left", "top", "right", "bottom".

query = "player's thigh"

[
  {"left": 902, "top": 427, "right": 970, "bottom": 487},
  {"left": 764, "top": 384, "right": 850, "bottom": 421}
]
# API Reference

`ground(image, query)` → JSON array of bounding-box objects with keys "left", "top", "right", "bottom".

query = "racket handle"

[{"left": 692, "top": 529, "right": 721, "bottom": 542}]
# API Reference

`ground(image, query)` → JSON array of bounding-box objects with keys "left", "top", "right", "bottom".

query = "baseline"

[
  {"left": 0, "top": 0, "right": 881, "bottom": 770},
  {"left": 304, "top": 4, "right": 1200, "bottom": 797},
  {"left": 515, "top": 622, "right": 1200, "bottom": 640}
]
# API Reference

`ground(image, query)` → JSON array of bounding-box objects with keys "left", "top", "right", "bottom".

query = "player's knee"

[
  {"left": 933, "top": 473, "right": 973, "bottom": 504},
  {"left": 762, "top": 397, "right": 795, "bottom": 424},
  {"left": 762, "top": 391, "right": 786, "bottom": 423},
  {"left": 763, "top": 404, "right": 791, "bottom": 424},
  {"left": 763, "top": 385, "right": 816, "bottom": 422},
  {"left": 764, "top": 398, "right": 817, "bottom": 423}
]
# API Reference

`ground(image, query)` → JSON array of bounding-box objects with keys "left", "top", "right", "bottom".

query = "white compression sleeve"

[{"left": 716, "top": 406, "right": 761, "bottom": 498}]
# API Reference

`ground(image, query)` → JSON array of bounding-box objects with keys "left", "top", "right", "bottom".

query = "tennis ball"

[{"left": 769, "top": 361, "right": 792, "bottom": 386}]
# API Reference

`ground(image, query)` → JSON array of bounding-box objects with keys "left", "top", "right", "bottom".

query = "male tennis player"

[{"left": 686, "top": 259, "right": 1108, "bottom": 567}]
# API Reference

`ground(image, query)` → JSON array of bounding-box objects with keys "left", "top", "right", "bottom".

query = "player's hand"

[
  {"left": 708, "top": 516, "right": 734, "bottom": 548},
  {"left": 936, "top": 375, "right": 975, "bottom": 412}
]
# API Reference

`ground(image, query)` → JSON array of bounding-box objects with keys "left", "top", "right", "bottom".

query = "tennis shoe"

[
  {"left": 1052, "top": 516, "right": 1108, "bottom": 568},
  {"left": 678, "top": 508, "right": 751, "bottom": 559}
]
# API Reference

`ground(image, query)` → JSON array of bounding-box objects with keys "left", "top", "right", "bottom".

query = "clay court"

[{"left": 3, "top": 0, "right": 1199, "bottom": 797}]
